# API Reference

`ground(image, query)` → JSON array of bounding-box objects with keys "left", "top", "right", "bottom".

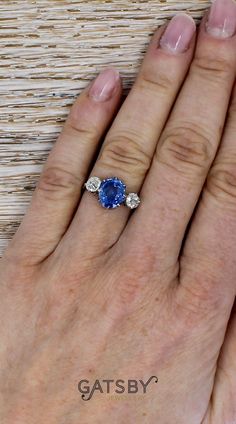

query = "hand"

[{"left": 1, "top": 0, "right": 236, "bottom": 422}]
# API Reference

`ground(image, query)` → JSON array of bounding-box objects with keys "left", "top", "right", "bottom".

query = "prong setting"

[
  {"left": 85, "top": 176, "right": 140, "bottom": 210},
  {"left": 85, "top": 177, "right": 101, "bottom": 193},
  {"left": 126, "top": 193, "right": 141, "bottom": 209}
]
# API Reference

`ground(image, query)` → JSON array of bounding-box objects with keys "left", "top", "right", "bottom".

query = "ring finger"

[{"left": 62, "top": 14, "right": 196, "bottom": 256}]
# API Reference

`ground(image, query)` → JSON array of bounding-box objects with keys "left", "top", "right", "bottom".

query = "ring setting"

[{"left": 85, "top": 176, "right": 140, "bottom": 210}]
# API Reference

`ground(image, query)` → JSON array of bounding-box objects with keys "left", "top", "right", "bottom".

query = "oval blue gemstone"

[{"left": 98, "top": 177, "right": 126, "bottom": 209}]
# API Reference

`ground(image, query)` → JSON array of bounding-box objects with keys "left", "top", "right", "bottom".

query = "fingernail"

[
  {"left": 206, "top": 0, "right": 236, "bottom": 39},
  {"left": 89, "top": 68, "right": 120, "bottom": 102},
  {"left": 160, "top": 14, "right": 196, "bottom": 54}
]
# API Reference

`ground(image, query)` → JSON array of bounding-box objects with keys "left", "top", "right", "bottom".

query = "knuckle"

[
  {"left": 117, "top": 277, "right": 143, "bottom": 308},
  {"left": 38, "top": 166, "right": 81, "bottom": 199},
  {"left": 191, "top": 55, "right": 232, "bottom": 82},
  {"left": 207, "top": 159, "right": 236, "bottom": 205},
  {"left": 66, "top": 106, "right": 97, "bottom": 139},
  {"left": 176, "top": 257, "right": 227, "bottom": 324},
  {"left": 68, "top": 121, "right": 95, "bottom": 139},
  {"left": 138, "top": 68, "right": 173, "bottom": 94},
  {"left": 176, "top": 280, "right": 223, "bottom": 325},
  {"left": 101, "top": 133, "right": 151, "bottom": 177},
  {"left": 158, "top": 124, "right": 212, "bottom": 175},
  {"left": 113, "top": 248, "right": 159, "bottom": 309}
]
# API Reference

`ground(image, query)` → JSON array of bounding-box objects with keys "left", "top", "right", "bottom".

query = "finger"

[
  {"left": 177, "top": 72, "right": 236, "bottom": 421},
  {"left": 124, "top": 0, "right": 236, "bottom": 271},
  {"left": 7, "top": 69, "right": 122, "bottom": 265},
  {"left": 178, "top": 81, "right": 236, "bottom": 317},
  {"left": 62, "top": 14, "right": 196, "bottom": 257}
]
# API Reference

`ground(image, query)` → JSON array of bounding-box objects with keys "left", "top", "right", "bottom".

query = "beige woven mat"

[{"left": 0, "top": 0, "right": 210, "bottom": 256}]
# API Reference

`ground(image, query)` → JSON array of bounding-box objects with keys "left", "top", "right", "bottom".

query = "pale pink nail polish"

[
  {"left": 206, "top": 0, "right": 236, "bottom": 39},
  {"left": 89, "top": 68, "right": 120, "bottom": 102},
  {"left": 160, "top": 14, "right": 196, "bottom": 54}
]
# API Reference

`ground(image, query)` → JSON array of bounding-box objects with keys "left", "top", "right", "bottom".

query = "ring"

[{"left": 85, "top": 176, "right": 141, "bottom": 210}]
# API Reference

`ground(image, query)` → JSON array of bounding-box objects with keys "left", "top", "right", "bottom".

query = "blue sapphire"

[{"left": 98, "top": 177, "right": 126, "bottom": 209}]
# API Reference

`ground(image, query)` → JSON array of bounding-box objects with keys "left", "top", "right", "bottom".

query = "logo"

[{"left": 78, "top": 376, "right": 158, "bottom": 401}]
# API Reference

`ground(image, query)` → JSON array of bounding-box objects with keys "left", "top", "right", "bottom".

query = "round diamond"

[
  {"left": 126, "top": 193, "right": 140, "bottom": 209},
  {"left": 85, "top": 177, "right": 101, "bottom": 193},
  {"left": 98, "top": 177, "right": 126, "bottom": 209}
]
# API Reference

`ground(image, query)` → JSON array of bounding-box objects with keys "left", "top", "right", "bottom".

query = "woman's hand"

[{"left": 1, "top": 0, "right": 236, "bottom": 422}]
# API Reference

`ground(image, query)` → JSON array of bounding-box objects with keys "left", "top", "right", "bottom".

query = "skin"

[{"left": 1, "top": 9, "right": 236, "bottom": 424}]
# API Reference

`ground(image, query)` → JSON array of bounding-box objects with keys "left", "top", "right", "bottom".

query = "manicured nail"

[
  {"left": 89, "top": 68, "right": 120, "bottom": 102},
  {"left": 206, "top": 0, "right": 236, "bottom": 39},
  {"left": 160, "top": 14, "right": 196, "bottom": 54}
]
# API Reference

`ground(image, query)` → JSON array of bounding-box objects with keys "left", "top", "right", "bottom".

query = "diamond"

[
  {"left": 126, "top": 193, "right": 140, "bottom": 209},
  {"left": 98, "top": 177, "right": 126, "bottom": 209},
  {"left": 85, "top": 177, "right": 101, "bottom": 193}
]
